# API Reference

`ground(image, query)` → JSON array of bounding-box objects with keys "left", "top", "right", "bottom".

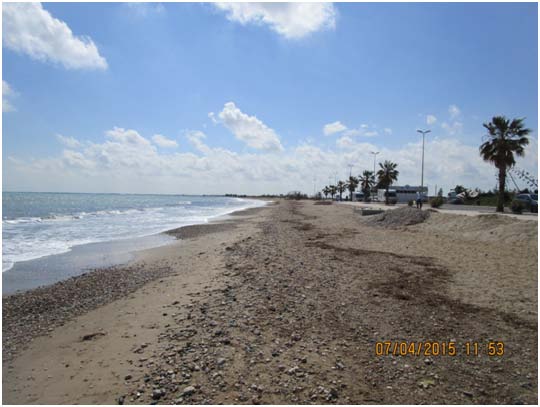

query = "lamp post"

[
  {"left": 370, "top": 151, "right": 379, "bottom": 200},
  {"left": 416, "top": 129, "right": 431, "bottom": 198},
  {"left": 347, "top": 163, "right": 354, "bottom": 178},
  {"left": 370, "top": 151, "right": 379, "bottom": 175}
]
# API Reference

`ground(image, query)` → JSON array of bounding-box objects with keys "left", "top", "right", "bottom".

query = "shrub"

[
  {"left": 430, "top": 196, "right": 444, "bottom": 208},
  {"left": 511, "top": 200, "right": 524, "bottom": 214},
  {"left": 408, "top": 200, "right": 414, "bottom": 207},
  {"left": 286, "top": 191, "right": 308, "bottom": 200}
]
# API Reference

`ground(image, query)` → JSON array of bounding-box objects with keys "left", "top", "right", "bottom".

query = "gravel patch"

[
  {"left": 365, "top": 207, "right": 430, "bottom": 227},
  {"left": 3, "top": 262, "right": 172, "bottom": 363}
]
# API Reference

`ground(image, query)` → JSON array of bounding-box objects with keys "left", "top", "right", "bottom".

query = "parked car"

[{"left": 514, "top": 194, "right": 538, "bottom": 213}]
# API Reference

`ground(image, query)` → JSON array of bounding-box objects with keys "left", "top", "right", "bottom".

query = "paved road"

[
  {"left": 439, "top": 203, "right": 537, "bottom": 214},
  {"left": 339, "top": 201, "right": 538, "bottom": 220}
]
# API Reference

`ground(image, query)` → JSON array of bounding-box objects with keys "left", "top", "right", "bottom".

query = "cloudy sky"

[{"left": 2, "top": 2, "right": 538, "bottom": 195}]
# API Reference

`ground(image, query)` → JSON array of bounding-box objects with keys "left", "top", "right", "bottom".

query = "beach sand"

[{"left": 2, "top": 200, "right": 537, "bottom": 404}]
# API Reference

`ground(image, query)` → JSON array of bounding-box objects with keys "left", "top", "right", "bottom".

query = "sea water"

[{"left": 2, "top": 192, "right": 265, "bottom": 273}]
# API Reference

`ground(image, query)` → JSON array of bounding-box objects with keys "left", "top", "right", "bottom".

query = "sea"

[{"left": 2, "top": 192, "right": 265, "bottom": 293}]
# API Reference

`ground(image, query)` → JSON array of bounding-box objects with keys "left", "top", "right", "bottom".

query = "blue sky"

[{"left": 2, "top": 2, "right": 538, "bottom": 195}]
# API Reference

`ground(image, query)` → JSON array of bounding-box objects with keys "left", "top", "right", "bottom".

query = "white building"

[{"left": 376, "top": 185, "right": 428, "bottom": 203}]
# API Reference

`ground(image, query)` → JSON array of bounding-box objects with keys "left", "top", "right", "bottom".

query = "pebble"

[
  {"left": 182, "top": 385, "right": 196, "bottom": 396},
  {"left": 152, "top": 389, "right": 165, "bottom": 400}
]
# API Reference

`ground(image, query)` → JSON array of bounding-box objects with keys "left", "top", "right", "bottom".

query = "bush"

[
  {"left": 286, "top": 191, "right": 308, "bottom": 200},
  {"left": 430, "top": 196, "right": 444, "bottom": 208},
  {"left": 408, "top": 200, "right": 414, "bottom": 207},
  {"left": 511, "top": 200, "right": 524, "bottom": 214}
]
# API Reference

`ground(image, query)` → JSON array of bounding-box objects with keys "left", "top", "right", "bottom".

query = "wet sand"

[{"left": 2, "top": 200, "right": 537, "bottom": 404}]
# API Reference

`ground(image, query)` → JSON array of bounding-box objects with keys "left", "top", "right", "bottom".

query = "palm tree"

[
  {"left": 454, "top": 185, "right": 466, "bottom": 194},
  {"left": 329, "top": 185, "right": 337, "bottom": 200},
  {"left": 322, "top": 186, "right": 330, "bottom": 199},
  {"left": 358, "top": 170, "right": 375, "bottom": 201},
  {"left": 346, "top": 176, "right": 359, "bottom": 201},
  {"left": 480, "top": 116, "right": 531, "bottom": 212},
  {"left": 336, "top": 181, "right": 347, "bottom": 201},
  {"left": 377, "top": 161, "right": 399, "bottom": 205}
]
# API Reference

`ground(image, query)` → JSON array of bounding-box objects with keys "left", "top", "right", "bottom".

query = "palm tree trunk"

[
  {"left": 385, "top": 186, "right": 389, "bottom": 205},
  {"left": 497, "top": 166, "right": 506, "bottom": 212}
]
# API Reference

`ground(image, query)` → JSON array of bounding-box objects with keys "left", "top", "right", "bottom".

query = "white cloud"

[
  {"left": 106, "top": 127, "right": 152, "bottom": 147},
  {"left": 213, "top": 3, "right": 336, "bottom": 39},
  {"left": 448, "top": 104, "right": 461, "bottom": 119},
  {"left": 5, "top": 125, "right": 537, "bottom": 197},
  {"left": 208, "top": 112, "right": 218, "bottom": 124},
  {"left": 56, "top": 134, "right": 82, "bottom": 149},
  {"left": 3, "top": 3, "right": 107, "bottom": 70},
  {"left": 217, "top": 102, "right": 283, "bottom": 151},
  {"left": 124, "top": 3, "right": 165, "bottom": 17},
  {"left": 341, "top": 123, "right": 380, "bottom": 138},
  {"left": 323, "top": 121, "right": 347, "bottom": 136},
  {"left": 152, "top": 134, "right": 178, "bottom": 148},
  {"left": 336, "top": 135, "right": 355, "bottom": 149},
  {"left": 2, "top": 80, "right": 16, "bottom": 112},
  {"left": 62, "top": 149, "right": 95, "bottom": 170},
  {"left": 441, "top": 121, "right": 463, "bottom": 135},
  {"left": 426, "top": 115, "right": 437, "bottom": 125},
  {"left": 186, "top": 130, "right": 211, "bottom": 154},
  {"left": 383, "top": 128, "right": 393, "bottom": 135}
]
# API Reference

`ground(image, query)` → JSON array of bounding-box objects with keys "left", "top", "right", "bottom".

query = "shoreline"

[
  {"left": 3, "top": 200, "right": 537, "bottom": 404},
  {"left": 2, "top": 204, "right": 270, "bottom": 364},
  {"left": 2, "top": 199, "right": 269, "bottom": 295}
]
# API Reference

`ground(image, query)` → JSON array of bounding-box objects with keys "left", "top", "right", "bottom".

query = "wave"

[
  {"left": 3, "top": 208, "right": 145, "bottom": 224},
  {"left": 2, "top": 197, "right": 266, "bottom": 272}
]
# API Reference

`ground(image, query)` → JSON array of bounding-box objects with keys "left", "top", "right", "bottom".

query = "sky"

[{"left": 2, "top": 2, "right": 538, "bottom": 195}]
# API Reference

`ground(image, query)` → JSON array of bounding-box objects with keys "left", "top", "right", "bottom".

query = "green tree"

[
  {"left": 358, "top": 170, "right": 375, "bottom": 201},
  {"left": 376, "top": 161, "right": 399, "bottom": 205},
  {"left": 322, "top": 186, "right": 330, "bottom": 199},
  {"left": 346, "top": 176, "right": 359, "bottom": 201},
  {"left": 480, "top": 116, "right": 531, "bottom": 212},
  {"left": 336, "top": 181, "right": 347, "bottom": 201},
  {"left": 329, "top": 185, "right": 337, "bottom": 200},
  {"left": 454, "top": 185, "right": 466, "bottom": 194}
]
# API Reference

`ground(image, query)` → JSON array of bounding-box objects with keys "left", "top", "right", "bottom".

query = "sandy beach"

[{"left": 2, "top": 200, "right": 537, "bottom": 404}]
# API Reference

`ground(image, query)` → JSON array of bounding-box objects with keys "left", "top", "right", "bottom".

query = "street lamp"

[
  {"left": 347, "top": 164, "right": 354, "bottom": 178},
  {"left": 417, "top": 129, "right": 431, "bottom": 198},
  {"left": 370, "top": 151, "right": 379, "bottom": 174},
  {"left": 370, "top": 151, "right": 379, "bottom": 199}
]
